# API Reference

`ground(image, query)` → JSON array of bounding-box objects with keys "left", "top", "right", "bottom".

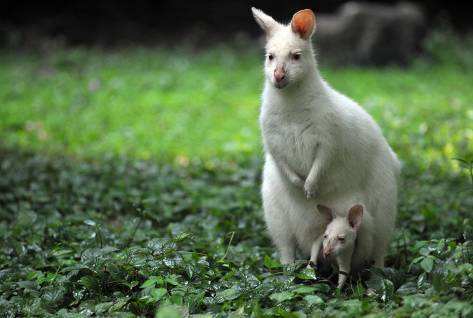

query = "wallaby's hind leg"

[
  {"left": 365, "top": 254, "right": 386, "bottom": 296},
  {"left": 336, "top": 250, "right": 353, "bottom": 289},
  {"left": 373, "top": 255, "right": 385, "bottom": 268},
  {"left": 372, "top": 241, "right": 387, "bottom": 268},
  {"left": 264, "top": 205, "right": 296, "bottom": 264},
  {"left": 278, "top": 238, "right": 297, "bottom": 264},
  {"left": 264, "top": 204, "right": 296, "bottom": 264},
  {"left": 307, "top": 236, "right": 323, "bottom": 268}
]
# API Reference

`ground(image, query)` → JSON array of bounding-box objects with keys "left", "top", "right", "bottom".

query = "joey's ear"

[
  {"left": 251, "top": 7, "right": 279, "bottom": 36},
  {"left": 317, "top": 204, "right": 333, "bottom": 223},
  {"left": 348, "top": 204, "right": 363, "bottom": 231},
  {"left": 291, "top": 9, "right": 316, "bottom": 40}
]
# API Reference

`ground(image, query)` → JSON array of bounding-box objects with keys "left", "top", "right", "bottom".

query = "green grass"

[
  {"left": 1, "top": 46, "right": 472, "bottom": 166},
  {"left": 0, "top": 40, "right": 473, "bottom": 317},
  {"left": 0, "top": 47, "right": 262, "bottom": 160}
]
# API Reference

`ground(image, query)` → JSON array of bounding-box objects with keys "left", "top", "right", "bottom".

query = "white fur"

[
  {"left": 317, "top": 203, "right": 374, "bottom": 288},
  {"left": 252, "top": 8, "right": 401, "bottom": 270}
]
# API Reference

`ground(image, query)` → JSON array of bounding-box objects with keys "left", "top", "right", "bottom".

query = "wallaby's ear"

[
  {"left": 348, "top": 204, "right": 363, "bottom": 231},
  {"left": 291, "top": 9, "right": 316, "bottom": 40},
  {"left": 251, "top": 7, "right": 279, "bottom": 36},
  {"left": 317, "top": 204, "right": 334, "bottom": 223}
]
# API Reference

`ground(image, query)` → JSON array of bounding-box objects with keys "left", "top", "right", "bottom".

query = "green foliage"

[
  {"left": 0, "top": 148, "right": 471, "bottom": 316},
  {"left": 1, "top": 34, "right": 473, "bottom": 316},
  {"left": 421, "top": 28, "right": 473, "bottom": 69}
]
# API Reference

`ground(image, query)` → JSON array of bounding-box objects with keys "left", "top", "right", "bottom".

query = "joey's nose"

[{"left": 274, "top": 69, "right": 286, "bottom": 83}]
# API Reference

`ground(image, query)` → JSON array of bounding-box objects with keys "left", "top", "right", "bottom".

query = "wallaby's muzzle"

[{"left": 274, "top": 65, "right": 288, "bottom": 88}]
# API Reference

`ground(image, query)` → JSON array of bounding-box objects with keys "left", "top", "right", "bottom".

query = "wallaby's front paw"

[
  {"left": 305, "top": 189, "right": 315, "bottom": 199},
  {"left": 290, "top": 175, "right": 304, "bottom": 188},
  {"left": 304, "top": 183, "right": 317, "bottom": 199}
]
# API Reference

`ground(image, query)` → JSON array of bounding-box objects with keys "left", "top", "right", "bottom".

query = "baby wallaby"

[
  {"left": 253, "top": 8, "right": 400, "bottom": 267},
  {"left": 315, "top": 204, "right": 368, "bottom": 288}
]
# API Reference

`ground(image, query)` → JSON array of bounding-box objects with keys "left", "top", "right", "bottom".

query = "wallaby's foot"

[
  {"left": 280, "top": 250, "right": 296, "bottom": 265},
  {"left": 373, "top": 256, "right": 385, "bottom": 268},
  {"left": 281, "top": 258, "right": 295, "bottom": 265},
  {"left": 366, "top": 288, "right": 377, "bottom": 297},
  {"left": 337, "top": 270, "right": 349, "bottom": 289}
]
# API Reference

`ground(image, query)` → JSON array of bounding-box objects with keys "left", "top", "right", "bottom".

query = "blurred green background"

[{"left": 1, "top": 32, "right": 472, "bottom": 167}]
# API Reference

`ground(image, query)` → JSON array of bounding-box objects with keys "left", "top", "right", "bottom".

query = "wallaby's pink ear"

[
  {"left": 291, "top": 9, "right": 316, "bottom": 40},
  {"left": 348, "top": 204, "right": 363, "bottom": 231},
  {"left": 251, "top": 7, "right": 279, "bottom": 36},
  {"left": 317, "top": 204, "right": 333, "bottom": 223}
]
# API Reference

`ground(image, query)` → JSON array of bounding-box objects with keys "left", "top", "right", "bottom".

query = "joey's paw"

[{"left": 306, "top": 260, "right": 318, "bottom": 270}]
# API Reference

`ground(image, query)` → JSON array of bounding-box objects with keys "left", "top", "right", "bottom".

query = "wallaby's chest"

[{"left": 262, "top": 112, "right": 318, "bottom": 175}]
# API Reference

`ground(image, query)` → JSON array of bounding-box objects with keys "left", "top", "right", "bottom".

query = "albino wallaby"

[
  {"left": 252, "top": 8, "right": 400, "bottom": 269},
  {"left": 315, "top": 203, "right": 375, "bottom": 288}
]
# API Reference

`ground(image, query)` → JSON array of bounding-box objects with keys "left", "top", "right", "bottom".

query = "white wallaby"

[
  {"left": 316, "top": 203, "right": 374, "bottom": 288},
  {"left": 252, "top": 7, "right": 400, "bottom": 273}
]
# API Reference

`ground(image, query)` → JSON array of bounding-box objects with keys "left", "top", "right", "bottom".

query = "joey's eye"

[
  {"left": 267, "top": 54, "right": 274, "bottom": 61},
  {"left": 292, "top": 53, "right": 301, "bottom": 61},
  {"left": 323, "top": 234, "right": 328, "bottom": 239},
  {"left": 338, "top": 236, "right": 345, "bottom": 242}
]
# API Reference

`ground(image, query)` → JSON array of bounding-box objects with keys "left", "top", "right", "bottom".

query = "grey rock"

[{"left": 314, "top": 2, "right": 426, "bottom": 66}]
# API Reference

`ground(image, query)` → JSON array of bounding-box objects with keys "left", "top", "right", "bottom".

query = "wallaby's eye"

[
  {"left": 338, "top": 236, "right": 345, "bottom": 242},
  {"left": 292, "top": 53, "right": 301, "bottom": 61},
  {"left": 323, "top": 234, "right": 328, "bottom": 239},
  {"left": 267, "top": 54, "right": 274, "bottom": 61}
]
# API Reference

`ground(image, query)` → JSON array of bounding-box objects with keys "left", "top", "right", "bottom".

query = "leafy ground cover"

[
  {"left": 0, "top": 149, "right": 471, "bottom": 317},
  {"left": 0, "top": 32, "right": 473, "bottom": 317}
]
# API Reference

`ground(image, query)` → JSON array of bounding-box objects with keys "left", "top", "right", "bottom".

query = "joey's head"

[
  {"left": 251, "top": 7, "right": 317, "bottom": 89},
  {"left": 317, "top": 204, "right": 364, "bottom": 259}
]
